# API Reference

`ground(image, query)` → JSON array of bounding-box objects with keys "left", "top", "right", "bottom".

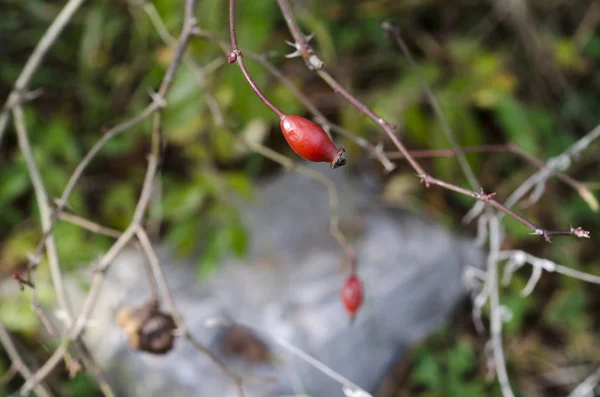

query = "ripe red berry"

[
  {"left": 279, "top": 115, "right": 346, "bottom": 168},
  {"left": 341, "top": 274, "right": 363, "bottom": 317}
]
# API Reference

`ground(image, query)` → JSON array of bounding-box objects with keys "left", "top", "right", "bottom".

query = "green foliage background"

[{"left": 1, "top": 0, "right": 599, "bottom": 396}]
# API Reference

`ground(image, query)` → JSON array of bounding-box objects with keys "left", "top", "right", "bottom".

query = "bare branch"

[
  {"left": 386, "top": 144, "right": 594, "bottom": 208},
  {"left": 58, "top": 212, "right": 122, "bottom": 239},
  {"left": 184, "top": 333, "right": 245, "bottom": 396},
  {"left": 13, "top": 105, "right": 72, "bottom": 321},
  {"left": 504, "top": 123, "right": 600, "bottom": 212},
  {"left": 0, "top": 323, "right": 53, "bottom": 397},
  {"left": 486, "top": 216, "right": 516, "bottom": 397},
  {"left": 274, "top": 0, "right": 587, "bottom": 242},
  {"left": 381, "top": 21, "right": 480, "bottom": 192},
  {"left": 0, "top": 0, "right": 87, "bottom": 146},
  {"left": 499, "top": 250, "right": 600, "bottom": 297},
  {"left": 19, "top": 1, "right": 199, "bottom": 393},
  {"left": 227, "top": 0, "right": 284, "bottom": 117}
]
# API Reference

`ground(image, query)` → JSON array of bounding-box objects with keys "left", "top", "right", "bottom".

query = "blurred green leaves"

[{"left": 412, "top": 336, "right": 489, "bottom": 397}]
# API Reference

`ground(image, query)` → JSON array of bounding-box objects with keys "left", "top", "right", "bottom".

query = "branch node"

[
  {"left": 26, "top": 252, "right": 42, "bottom": 268},
  {"left": 228, "top": 49, "right": 241, "bottom": 64},
  {"left": 149, "top": 91, "right": 167, "bottom": 108},
  {"left": 474, "top": 189, "right": 497, "bottom": 201},
  {"left": 418, "top": 173, "right": 431, "bottom": 188}
]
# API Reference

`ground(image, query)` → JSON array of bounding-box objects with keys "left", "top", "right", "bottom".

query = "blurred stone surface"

[{"left": 73, "top": 164, "right": 483, "bottom": 397}]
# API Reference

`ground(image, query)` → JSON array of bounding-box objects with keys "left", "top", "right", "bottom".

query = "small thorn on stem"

[
  {"left": 475, "top": 190, "right": 496, "bottom": 201},
  {"left": 149, "top": 90, "right": 167, "bottom": 108}
]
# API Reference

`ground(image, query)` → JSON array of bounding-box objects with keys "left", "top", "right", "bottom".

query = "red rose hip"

[
  {"left": 280, "top": 115, "right": 346, "bottom": 168},
  {"left": 342, "top": 274, "right": 363, "bottom": 317}
]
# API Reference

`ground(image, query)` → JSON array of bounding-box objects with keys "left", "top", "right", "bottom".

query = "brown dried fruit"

[{"left": 116, "top": 299, "right": 177, "bottom": 355}]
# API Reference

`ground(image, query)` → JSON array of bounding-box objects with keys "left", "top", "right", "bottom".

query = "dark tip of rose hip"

[{"left": 331, "top": 148, "right": 347, "bottom": 169}]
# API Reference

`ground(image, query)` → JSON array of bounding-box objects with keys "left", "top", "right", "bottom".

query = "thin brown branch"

[
  {"left": 23, "top": 0, "right": 199, "bottom": 283},
  {"left": 20, "top": 153, "right": 157, "bottom": 396},
  {"left": 381, "top": 21, "right": 480, "bottom": 191},
  {"left": 58, "top": 212, "right": 122, "bottom": 239},
  {"left": 135, "top": 229, "right": 178, "bottom": 323},
  {"left": 275, "top": 0, "right": 422, "bottom": 172},
  {"left": 274, "top": 0, "right": 589, "bottom": 242},
  {"left": 19, "top": 343, "right": 67, "bottom": 396},
  {"left": 185, "top": 333, "right": 245, "bottom": 396},
  {"left": 19, "top": 1, "right": 198, "bottom": 393},
  {"left": 143, "top": 3, "right": 226, "bottom": 127},
  {"left": 58, "top": 211, "right": 159, "bottom": 301},
  {"left": 70, "top": 341, "right": 116, "bottom": 397},
  {"left": 13, "top": 105, "right": 73, "bottom": 331},
  {"left": 0, "top": 362, "right": 18, "bottom": 386},
  {"left": 228, "top": 0, "right": 284, "bottom": 118},
  {"left": 0, "top": 0, "right": 87, "bottom": 146},
  {"left": 0, "top": 323, "right": 53, "bottom": 397},
  {"left": 387, "top": 144, "right": 593, "bottom": 207}
]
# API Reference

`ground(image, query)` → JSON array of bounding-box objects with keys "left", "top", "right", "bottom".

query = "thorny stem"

[
  {"left": 246, "top": 52, "right": 397, "bottom": 172},
  {"left": 274, "top": 0, "right": 589, "bottom": 242},
  {"left": 388, "top": 144, "right": 592, "bottom": 208},
  {"left": 229, "top": 0, "right": 284, "bottom": 118},
  {"left": 387, "top": 144, "right": 598, "bottom": 211},
  {"left": 193, "top": 29, "right": 397, "bottom": 172},
  {"left": 382, "top": 21, "right": 481, "bottom": 192}
]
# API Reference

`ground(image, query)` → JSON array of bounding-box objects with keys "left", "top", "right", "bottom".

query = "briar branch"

[
  {"left": 21, "top": 0, "right": 199, "bottom": 289},
  {"left": 144, "top": 1, "right": 357, "bottom": 272},
  {"left": 228, "top": 0, "right": 284, "bottom": 118},
  {"left": 274, "top": 0, "right": 589, "bottom": 242},
  {"left": 386, "top": 144, "right": 596, "bottom": 210},
  {"left": 17, "top": 0, "right": 198, "bottom": 394}
]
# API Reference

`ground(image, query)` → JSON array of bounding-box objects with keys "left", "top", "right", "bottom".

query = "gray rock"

[{"left": 75, "top": 164, "right": 483, "bottom": 397}]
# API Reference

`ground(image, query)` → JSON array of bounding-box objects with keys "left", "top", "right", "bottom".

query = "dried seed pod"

[{"left": 116, "top": 300, "right": 177, "bottom": 355}]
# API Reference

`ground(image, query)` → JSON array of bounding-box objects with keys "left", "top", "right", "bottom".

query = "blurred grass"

[{"left": 1, "top": 0, "right": 600, "bottom": 396}]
